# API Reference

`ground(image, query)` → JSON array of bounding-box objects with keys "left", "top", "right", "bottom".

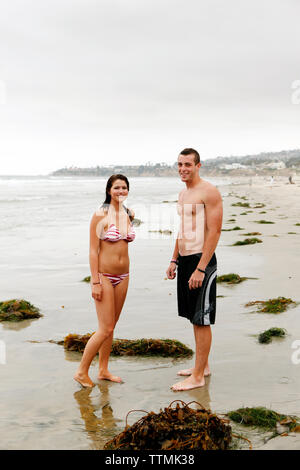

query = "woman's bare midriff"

[{"left": 98, "top": 239, "right": 130, "bottom": 274}]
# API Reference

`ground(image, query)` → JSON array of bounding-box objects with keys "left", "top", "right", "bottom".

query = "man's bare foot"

[
  {"left": 177, "top": 367, "right": 211, "bottom": 377},
  {"left": 97, "top": 371, "right": 123, "bottom": 383},
  {"left": 74, "top": 372, "right": 94, "bottom": 388},
  {"left": 171, "top": 375, "right": 205, "bottom": 391}
]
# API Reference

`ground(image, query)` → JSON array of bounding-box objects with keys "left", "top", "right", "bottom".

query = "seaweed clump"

[
  {"left": 0, "top": 299, "right": 42, "bottom": 322},
  {"left": 227, "top": 407, "right": 298, "bottom": 432},
  {"left": 104, "top": 400, "right": 232, "bottom": 450},
  {"left": 254, "top": 220, "right": 274, "bottom": 224},
  {"left": 62, "top": 334, "right": 193, "bottom": 357},
  {"left": 258, "top": 327, "right": 287, "bottom": 344},
  {"left": 231, "top": 202, "right": 250, "bottom": 208},
  {"left": 241, "top": 232, "right": 262, "bottom": 236},
  {"left": 245, "top": 296, "right": 296, "bottom": 314},
  {"left": 217, "top": 273, "right": 252, "bottom": 284},
  {"left": 233, "top": 238, "right": 262, "bottom": 246},
  {"left": 148, "top": 229, "right": 172, "bottom": 235},
  {"left": 222, "top": 226, "right": 243, "bottom": 232},
  {"left": 63, "top": 333, "right": 94, "bottom": 352},
  {"left": 132, "top": 218, "right": 143, "bottom": 226}
]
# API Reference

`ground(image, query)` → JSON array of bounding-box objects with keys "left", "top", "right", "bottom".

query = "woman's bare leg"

[
  {"left": 98, "top": 276, "right": 129, "bottom": 382},
  {"left": 74, "top": 277, "right": 115, "bottom": 387}
]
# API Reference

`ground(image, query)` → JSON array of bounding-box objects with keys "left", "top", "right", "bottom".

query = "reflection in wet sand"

[
  {"left": 1, "top": 318, "right": 40, "bottom": 331},
  {"left": 73, "top": 382, "right": 121, "bottom": 450}
]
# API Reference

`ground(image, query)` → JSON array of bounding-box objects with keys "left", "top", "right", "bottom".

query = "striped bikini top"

[{"left": 101, "top": 223, "right": 135, "bottom": 243}]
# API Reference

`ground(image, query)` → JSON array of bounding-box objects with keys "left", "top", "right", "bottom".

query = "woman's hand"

[
  {"left": 188, "top": 270, "right": 205, "bottom": 290},
  {"left": 91, "top": 283, "right": 103, "bottom": 301},
  {"left": 166, "top": 263, "right": 176, "bottom": 279}
]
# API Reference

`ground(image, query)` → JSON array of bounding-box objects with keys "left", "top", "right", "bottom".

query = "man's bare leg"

[
  {"left": 171, "top": 325, "right": 212, "bottom": 391},
  {"left": 177, "top": 324, "right": 211, "bottom": 376}
]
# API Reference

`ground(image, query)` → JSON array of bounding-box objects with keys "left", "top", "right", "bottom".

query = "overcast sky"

[{"left": 0, "top": 0, "right": 300, "bottom": 175}]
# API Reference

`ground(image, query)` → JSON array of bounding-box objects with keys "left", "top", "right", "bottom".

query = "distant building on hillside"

[
  {"left": 219, "top": 163, "right": 248, "bottom": 170},
  {"left": 265, "top": 161, "right": 286, "bottom": 170}
]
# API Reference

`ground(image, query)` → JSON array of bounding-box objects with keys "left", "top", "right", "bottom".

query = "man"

[{"left": 166, "top": 148, "right": 223, "bottom": 391}]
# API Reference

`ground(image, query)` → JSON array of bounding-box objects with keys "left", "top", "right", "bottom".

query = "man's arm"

[
  {"left": 197, "top": 186, "right": 223, "bottom": 272},
  {"left": 166, "top": 235, "right": 179, "bottom": 279}
]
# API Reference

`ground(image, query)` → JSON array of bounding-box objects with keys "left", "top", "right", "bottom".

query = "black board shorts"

[{"left": 177, "top": 253, "right": 217, "bottom": 326}]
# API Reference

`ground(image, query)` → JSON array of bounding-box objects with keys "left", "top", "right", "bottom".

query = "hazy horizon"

[{"left": 1, "top": 0, "right": 300, "bottom": 175}]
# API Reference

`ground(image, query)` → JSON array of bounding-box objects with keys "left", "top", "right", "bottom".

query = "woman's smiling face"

[{"left": 109, "top": 179, "right": 129, "bottom": 202}]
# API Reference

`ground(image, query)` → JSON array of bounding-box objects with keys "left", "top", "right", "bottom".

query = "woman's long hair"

[{"left": 102, "top": 174, "right": 134, "bottom": 221}]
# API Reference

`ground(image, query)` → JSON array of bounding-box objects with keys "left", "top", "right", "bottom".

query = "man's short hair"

[{"left": 179, "top": 148, "right": 200, "bottom": 165}]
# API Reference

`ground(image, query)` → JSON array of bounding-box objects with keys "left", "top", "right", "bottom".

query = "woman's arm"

[{"left": 89, "top": 212, "right": 103, "bottom": 283}]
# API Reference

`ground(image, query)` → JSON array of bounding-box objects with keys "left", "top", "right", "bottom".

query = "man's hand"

[
  {"left": 188, "top": 270, "right": 205, "bottom": 290},
  {"left": 166, "top": 263, "right": 176, "bottom": 279}
]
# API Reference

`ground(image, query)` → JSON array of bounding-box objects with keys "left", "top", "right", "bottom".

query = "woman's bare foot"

[
  {"left": 74, "top": 372, "right": 94, "bottom": 388},
  {"left": 171, "top": 375, "right": 205, "bottom": 391},
  {"left": 177, "top": 367, "right": 211, "bottom": 377},
  {"left": 97, "top": 371, "right": 123, "bottom": 383}
]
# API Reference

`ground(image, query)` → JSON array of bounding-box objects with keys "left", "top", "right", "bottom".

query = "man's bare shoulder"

[{"left": 200, "top": 179, "right": 222, "bottom": 203}]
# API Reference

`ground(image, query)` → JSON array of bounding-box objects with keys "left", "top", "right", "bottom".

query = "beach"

[{"left": 1, "top": 174, "right": 300, "bottom": 450}]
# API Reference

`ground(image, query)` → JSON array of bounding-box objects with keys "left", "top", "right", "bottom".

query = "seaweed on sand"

[
  {"left": 254, "top": 220, "right": 274, "bottom": 224},
  {"left": 245, "top": 296, "right": 296, "bottom": 314},
  {"left": 217, "top": 273, "right": 256, "bottom": 284},
  {"left": 62, "top": 334, "right": 193, "bottom": 357},
  {"left": 231, "top": 202, "right": 250, "bottom": 208},
  {"left": 253, "top": 203, "right": 266, "bottom": 209},
  {"left": 0, "top": 299, "right": 42, "bottom": 322},
  {"left": 227, "top": 407, "right": 299, "bottom": 432},
  {"left": 222, "top": 226, "right": 243, "bottom": 232},
  {"left": 258, "top": 327, "right": 287, "bottom": 344},
  {"left": 148, "top": 229, "right": 172, "bottom": 235},
  {"left": 132, "top": 218, "right": 143, "bottom": 226},
  {"left": 232, "top": 238, "right": 262, "bottom": 246},
  {"left": 241, "top": 232, "right": 262, "bottom": 236},
  {"left": 104, "top": 400, "right": 232, "bottom": 450},
  {"left": 112, "top": 338, "right": 193, "bottom": 358}
]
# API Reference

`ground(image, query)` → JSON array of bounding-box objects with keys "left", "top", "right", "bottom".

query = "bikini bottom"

[{"left": 98, "top": 272, "right": 129, "bottom": 288}]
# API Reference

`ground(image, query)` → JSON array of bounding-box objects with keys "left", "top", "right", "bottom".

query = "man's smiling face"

[{"left": 177, "top": 153, "right": 201, "bottom": 182}]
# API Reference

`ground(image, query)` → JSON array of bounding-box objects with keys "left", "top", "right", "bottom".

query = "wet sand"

[{"left": 1, "top": 175, "right": 300, "bottom": 449}]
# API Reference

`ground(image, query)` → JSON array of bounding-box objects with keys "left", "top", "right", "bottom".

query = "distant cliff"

[{"left": 50, "top": 149, "right": 300, "bottom": 177}]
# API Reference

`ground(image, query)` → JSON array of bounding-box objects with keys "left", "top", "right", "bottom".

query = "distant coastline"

[{"left": 50, "top": 149, "right": 300, "bottom": 178}]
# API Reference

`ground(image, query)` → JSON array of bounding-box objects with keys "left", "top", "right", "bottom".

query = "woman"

[{"left": 74, "top": 174, "right": 135, "bottom": 387}]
